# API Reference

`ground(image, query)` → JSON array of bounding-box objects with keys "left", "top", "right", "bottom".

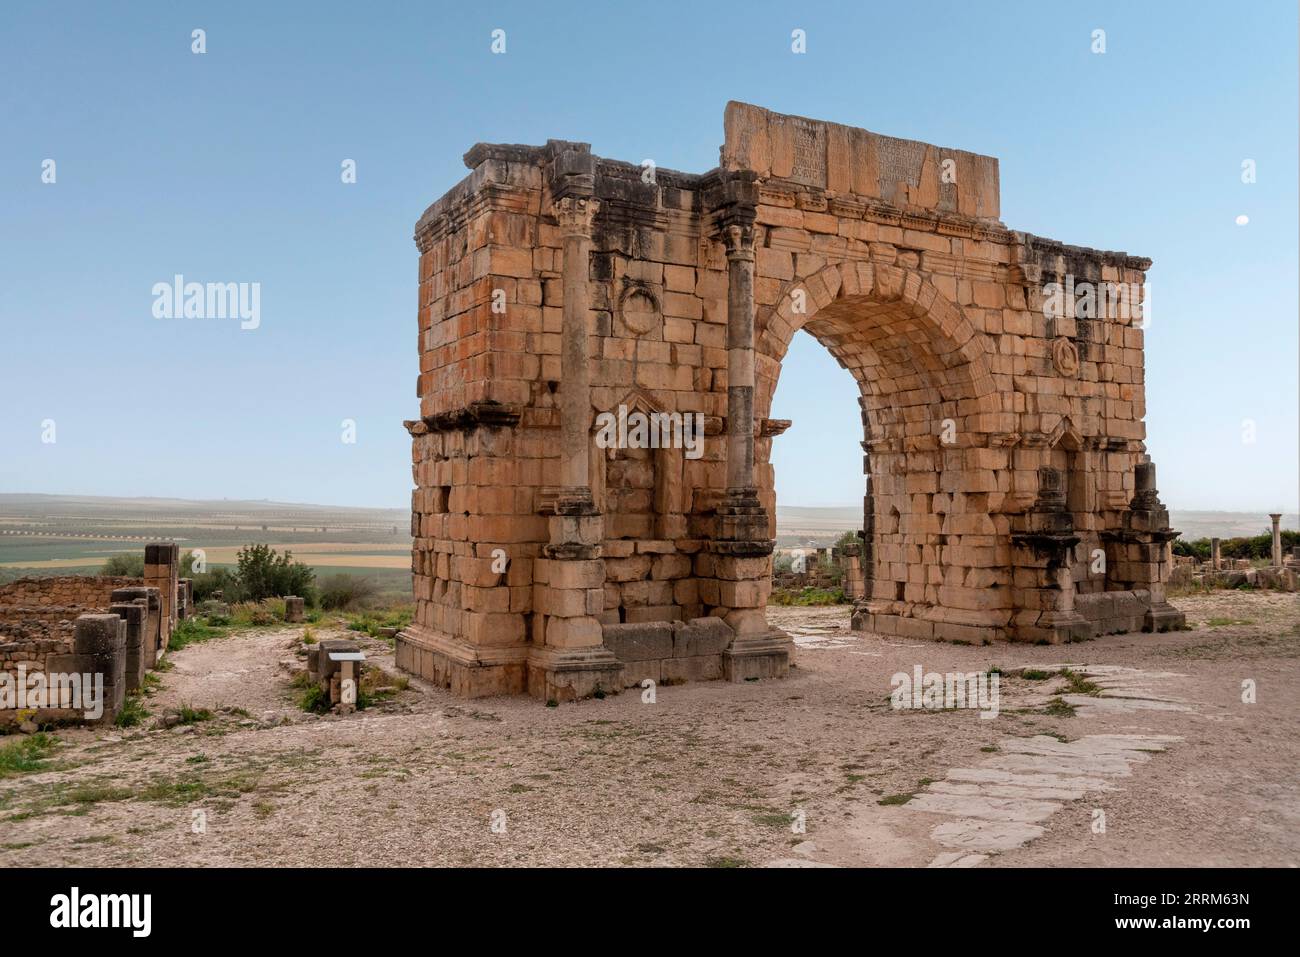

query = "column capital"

[
  {"left": 553, "top": 196, "right": 600, "bottom": 237},
  {"left": 722, "top": 222, "right": 756, "bottom": 262}
]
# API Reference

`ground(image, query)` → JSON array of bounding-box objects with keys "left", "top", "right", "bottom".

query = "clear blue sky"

[{"left": 1, "top": 1, "right": 1295, "bottom": 513}]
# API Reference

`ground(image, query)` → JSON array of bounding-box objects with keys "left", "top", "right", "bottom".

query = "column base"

[
  {"left": 722, "top": 630, "right": 792, "bottom": 682},
  {"left": 1143, "top": 602, "right": 1186, "bottom": 632},
  {"left": 396, "top": 625, "right": 527, "bottom": 697},
  {"left": 526, "top": 646, "right": 625, "bottom": 703},
  {"left": 1008, "top": 615, "right": 1094, "bottom": 645}
]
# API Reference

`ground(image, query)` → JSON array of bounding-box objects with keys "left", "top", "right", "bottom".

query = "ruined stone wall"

[
  {"left": 0, "top": 552, "right": 175, "bottom": 725},
  {"left": 0, "top": 575, "right": 142, "bottom": 613}
]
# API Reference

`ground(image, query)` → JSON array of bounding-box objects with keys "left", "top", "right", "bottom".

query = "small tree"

[
  {"left": 101, "top": 553, "right": 144, "bottom": 577},
  {"left": 235, "top": 544, "right": 316, "bottom": 604}
]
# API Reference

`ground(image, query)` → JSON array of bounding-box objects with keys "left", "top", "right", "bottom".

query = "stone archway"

[
  {"left": 755, "top": 262, "right": 1005, "bottom": 643},
  {"left": 397, "top": 102, "right": 1184, "bottom": 701}
]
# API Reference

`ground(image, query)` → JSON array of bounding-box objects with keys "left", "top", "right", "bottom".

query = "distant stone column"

[
  {"left": 144, "top": 542, "right": 180, "bottom": 649},
  {"left": 1210, "top": 537, "right": 1221, "bottom": 571},
  {"left": 111, "top": 585, "right": 161, "bottom": 670},
  {"left": 110, "top": 600, "right": 148, "bottom": 692},
  {"left": 553, "top": 194, "right": 600, "bottom": 496},
  {"left": 1270, "top": 513, "right": 1283, "bottom": 566},
  {"left": 284, "top": 596, "right": 305, "bottom": 623}
]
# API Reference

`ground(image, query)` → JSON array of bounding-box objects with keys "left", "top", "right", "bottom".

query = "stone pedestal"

[
  {"left": 45, "top": 614, "right": 127, "bottom": 724},
  {"left": 144, "top": 542, "right": 180, "bottom": 650},
  {"left": 1010, "top": 467, "right": 1089, "bottom": 644},
  {"left": 284, "top": 596, "right": 305, "bottom": 623},
  {"left": 1102, "top": 462, "right": 1185, "bottom": 633},
  {"left": 111, "top": 586, "right": 161, "bottom": 670},
  {"left": 109, "top": 600, "right": 148, "bottom": 692}
]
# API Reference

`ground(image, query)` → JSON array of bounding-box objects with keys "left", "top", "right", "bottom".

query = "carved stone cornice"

[{"left": 404, "top": 400, "right": 522, "bottom": 435}]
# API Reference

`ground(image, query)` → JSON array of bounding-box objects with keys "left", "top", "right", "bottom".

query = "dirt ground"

[{"left": 2, "top": 590, "right": 1297, "bottom": 867}]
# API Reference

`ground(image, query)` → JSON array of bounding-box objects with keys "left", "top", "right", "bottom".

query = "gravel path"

[{"left": 1, "top": 591, "right": 1296, "bottom": 867}]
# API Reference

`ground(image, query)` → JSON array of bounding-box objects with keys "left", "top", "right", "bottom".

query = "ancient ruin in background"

[
  {"left": 0, "top": 543, "right": 184, "bottom": 726},
  {"left": 398, "top": 103, "right": 1185, "bottom": 701}
]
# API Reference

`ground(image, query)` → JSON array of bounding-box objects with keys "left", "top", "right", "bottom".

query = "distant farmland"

[{"left": 0, "top": 495, "right": 412, "bottom": 590}]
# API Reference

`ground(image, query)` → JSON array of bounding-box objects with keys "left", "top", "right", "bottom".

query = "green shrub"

[
  {"left": 190, "top": 566, "right": 243, "bottom": 603},
  {"left": 770, "top": 586, "right": 848, "bottom": 606},
  {"left": 320, "top": 573, "right": 379, "bottom": 611},
  {"left": 1175, "top": 529, "right": 1298, "bottom": 561},
  {"left": 101, "top": 553, "right": 145, "bottom": 577},
  {"left": 237, "top": 544, "right": 316, "bottom": 604}
]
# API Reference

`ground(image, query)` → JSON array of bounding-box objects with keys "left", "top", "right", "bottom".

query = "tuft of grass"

[
  {"left": 300, "top": 627, "right": 317, "bottom": 645},
  {"left": 0, "top": 733, "right": 58, "bottom": 778},
  {"left": 140, "top": 673, "right": 163, "bottom": 697},
  {"left": 226, "top": 602, "right": 278, "bottom": 628},
  {"left": 1207, "top": 617, "right": 1254, "bottom": 627},
  {"left": 980, "top": 744, "right": 999, "bottom": 753},
  {"left": 1059, "top": 668, "right": 1102, "bottom": 696},
  {"left": 1019, "top": 669, "right": 1055, "bottom": 681},
  {"left": 114, "top": 694, "right": 149, "bottom": 728},
  {"left": 1044, "top": 697, "right": 1077, "bottom": 718},
  {"left": 344, "top": 606, "right": 413, "bottom": 639},
  {"left": 705, "top": 855, "right": 751, "bottom": 868},
  {"left": 169, "top": 618, "right": 231, "bottom": 651},
  {"left": 177, "top": 705, "right": 213, "bottom": 725},
  {"left": 297, "top": 684, "right": 330, "bottom": 714},
  {"left": 878, "top": 793, "right": 914, "bottom": 806}
]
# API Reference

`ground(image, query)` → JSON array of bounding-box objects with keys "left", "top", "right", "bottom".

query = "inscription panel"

[
  {"left": 876, "top": 135, "right": 925, "bottom": 189},
  {"left": 788, "top": 118, "right": 826, "bottom": 188}
]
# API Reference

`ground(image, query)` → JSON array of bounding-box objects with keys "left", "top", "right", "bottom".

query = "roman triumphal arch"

[{"left": 397, "top": 102, "right": 1184, "bottom": 701}]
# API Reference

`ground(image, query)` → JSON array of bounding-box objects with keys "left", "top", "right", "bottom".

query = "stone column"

[
  {"left": 725, "top": 222, "right": 756, "bottom": 494},
  {"left": 711, "top": 190, "right": 789, "bottom": 680},
  {"left": 715, "top": 219, "right": 770, "bottom": 546},
  {"left": 529, "top": 190, "right": 621, "bottom": 701},
  {"left": 111, "top": 586, "right": 161, "bottom": 670},
  {"left": 1269, "top": 513, "right": 1283, "bottom": 566},
  {"left": 1210, "top": 537, "right": 1221, "bottom": 571},
  {"left": 555, "top": 195, "right": 600, "bottom": 496},
  {"left": 110, "top": 600, "right": 148, "bottom": 693},
  {"left": 144, "top": 542, "right": 179, "bottom": 650}
]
